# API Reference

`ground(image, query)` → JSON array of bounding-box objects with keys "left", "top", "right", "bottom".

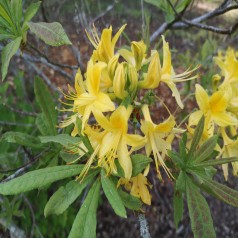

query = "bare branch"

[
  {"left": 150, "top": 0, "right": 238, "bottom": 43},
  {"left": 0, "top": 148, "right": 50, "bottom": 182},
  {"left": 2, "top": 104, "right": 38, "bottom": 117}
]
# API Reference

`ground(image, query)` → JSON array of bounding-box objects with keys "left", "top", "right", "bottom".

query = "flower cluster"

[
  {"left": 60, "top": 25, "right": 198, "bottom": 205},
  {"left": 188, "top": 48, "right": 238, "bottom": 179}
]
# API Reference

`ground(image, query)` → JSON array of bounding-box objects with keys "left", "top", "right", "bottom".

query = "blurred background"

[{"left": 0, "top": 0, "right": 238, "bottom": 237}]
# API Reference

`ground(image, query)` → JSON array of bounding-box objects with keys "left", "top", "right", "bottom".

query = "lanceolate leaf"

[
  {"left": 40, "top": 134, "right": 81, "bottom": 147},
  {"left": 28, "top": 22, "right": 72, "bottom": 46},
  {"left": 0, "top": 165, "right": 84, "bottom": 195},
  {"left": 44, "top": 169, "right": 99, "bottom": 217},
  {"left": 68, "top": 179, "right": 101, "bottom": 238},
  {"left": 11, "top": 0, "right": 22, "bottom": 30},
  {"left": 2, "top": 131, "right": 43, "bottom": 148},
  {"left": 193, "top": 136, "right": 218, "bottom": 164},
  {"left": 23, "top": 1, "right": 41, "bottom": 25},
  {"left": 101, "top": 170, "right": 127, "bottom": 218},
  {"left": 118, "top": 189, "right": 142, "bottom": 210},
  {"left": 173, "top": 190, "right": 184, "bottom": 229},
  {"left": 186, "top": 177, "right": 216, "bottom": 238},
  {"left": 188, "top": 116, "right": 204, "bottom": 160},
  {"left": 1, "top": 36, "right": 22, "bottom": 81},
  {"left": 201, "top": 177, "right": 238, "bottom": 208},
  {"left": 131, "top": 154, "right": 153, "bottom": 177},
  {"left": 34, "top": 77, "right": 57, "bottom": 136},
  {"left": 194, "top": 157, "right": 238, "bottom": 168}
]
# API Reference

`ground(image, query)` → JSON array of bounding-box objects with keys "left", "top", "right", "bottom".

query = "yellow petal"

[
  {"left": 210, "top": 90, "right": 228, "bottom": 113},
  {"left": 138, "top": 50, "right": 161, "bottom": 89},
  {"left": 212, "top": 111, "right": 238, "bottom": 127},
  {"left": 94, "top": 92, "right": 115, "bottom": 112},
  {"left": 188, "top": 110, "right": 203, "bottom": 127},
  {"left": 124, "top": 134, "right": 146, "bottom": 149},
  {"left": 195, "top": 84, "right": 209, "bottom": 112},
  {"left": 161, "top": 35, "right": 172, "bottom": 77},
  {"left": 113, "top": 63, "right": 127, "bottom": 99},
  {"left": 118, "top": 140, "right": 132, "bottom": 179},
  {"left": 166, "top": 81, "right": 184, "bottom": 109},
  {"left": 131, "top": 40, "right": 147, "bottom": 70},
  {"left": 112, "top": 24, "right": 126, "bottom": 47}
]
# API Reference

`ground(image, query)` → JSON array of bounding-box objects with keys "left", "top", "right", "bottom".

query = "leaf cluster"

[
  {"left": 0, "top": 0, "right": 71, "bottom": 80},
  {"left": 168, "top": 117, "right": 238, "bottom": 238}
]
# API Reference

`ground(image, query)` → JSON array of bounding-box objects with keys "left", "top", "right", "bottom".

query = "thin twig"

[
  {"left": 0, "top": 148, "right": 50, "bottom": 182},
  {"left": 167, "top": 0, "right": 238, "bottom": 35},
  {"left": 91, "top": 3, "right": 115, "bottom": 23},
  {"left": 150, "top": 1, "right": 238, "bottom": 42},
  {"left": 2, "top": 104, "right": 38, "bottom": 117},
  {"left": 0, "top": 121, "right": 35, "bottom": 127},
  {"left": 27, "top": 62, "right": 59, "bottom": 93},
  {"left": 27, "top": 43, "right": 78, "bottom": 70}
]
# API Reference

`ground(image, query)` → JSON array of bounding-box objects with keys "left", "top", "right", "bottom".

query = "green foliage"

[
  {"left": 186, "top": 176, "right": 216, "bottom": 238},
  {"left": 1, "top": 36, "right": 22, "bottom": 80},
  {"left": 0, "top": 165, "right": 84, "bottom": 195},
  {"left": 0, "top": 0, "right": 71, "bottom": 80},
  {"left": 68, "top": 179, "right": 101, "bottom": 238},
  {"left": 145, "top": 0, "right": 192, "bottom": 23},
  {"left": 44, "top": 168, "right": 99, "bottom": 217},
  {"left": 2, "top": 131, "right": 44, "bottom": 148},
  {"left": 34, "top": 76, "right": 58, "bottom": 136},
  {"left": 168, "top": 116, "right": 238, "bottom": 237},
  {"left": 27, "top": 22, "right": 72, "bottom": 46},
  {"left": 40, "top": 134, "right": 82, "bottom": 147},
  {"left": 101, "top": 169, "right": 127, "bottom": 218},
  {"left": 118, "top": 189, "right": 143, "bottom": 210}
]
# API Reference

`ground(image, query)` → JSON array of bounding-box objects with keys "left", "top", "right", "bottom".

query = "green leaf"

[
  {"left": 186, "top": 176, "right": 216, "bottom": 238},
  {"left": 200, "top": 176, "right": 238, "bottom": 208},
  {"left": 118, "top": 189, "right": 142, "bottom": 210},
  {"left": 11, "top": 0, "right": 22, "bottom": 30},
  {"left": 34, "top": 77, "right": 57, "bottom": 135},
  {"left": 35, "top": 113, "right": 49, "bottom": 136},
  {"left": 176, "top": 171, "right": 186, "bottom": 192},
  {"left": 188, "top": 116, "right": 204, "bottom": 160},
  {"left": 68, "top": 179, "right": 101, "bottom": 238},
  {"left": 40, "top": 134, "right": 81, "bottom": 147},
  {"left": 101, "top": 170, "right": 127, "bottom": 218},
  {"left": 167, "top": 150, "right": 184, "bottom": 168},
  {"left": 1, "top": 36, "right": 22, "bottom": 81},
  {"left": 0, "top": 165, "right": 84, "bottom": 195},
  {"left": 195, "top": 157, "right": 238, "bottom": 168},
  {"left": 131, "top": 154, "right": 153, "bottom": 177},
  {"left": 28, "top": 22, "right": 72, "bottom": 46},
  {"left": 0, "top": 4, "right": 13, "bottom": 27},
  {"left": 59, "top": 150, "right": 80, "bottom": 163},
  {"left": 179, "top": 133, "right": 187, "bottom": 162},
  {"left": 193, "top": 136, "right": 218, "bottom": 164},
  {"left": 173, "top": 190, "right": 183, "bottom": 229},
  {"left": 1, "top": 131, "right": 43, "bottom": 148},
  {"left": 44, "top": 169, "right": 99, "bottom": 217},
  {"left": 23, "top": 1, "right": 41, "bottom": 25}
]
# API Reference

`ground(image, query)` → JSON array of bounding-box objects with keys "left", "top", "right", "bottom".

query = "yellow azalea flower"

[
  {"left": 113, "top": 63, "right": 128, "bottom": 99},
  {"left": 86, "top": 24, "right": 126, "bottom": 63},
  {"left": 189, "top": 84, "right": 238, "bottom": 136},
  {"left": 140, "top": 105, "right": 175, "bottom": 179},
  {"left": 118, "top": 173, "right": 152, "bottom": 205},
  {"left": 138, "top": 50, "right": 161, "bottom": 89},
  {"left": 73, "top": 60, "right": 115, "bottom": 131},
  {"left": 214, "top": 48, "right": 238, "bottom": 86},
  {"left": 161, "top": 36, "right": 198, "bottom": 109},
  {"left": 219, "top": 127, "right": 238, "bottom": 180},
  {"left": 119, "top": 40, "right": 147, "bottom": 70},
  {"left": 93, "top": 106, "right": 146, "bottom": 179}
]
